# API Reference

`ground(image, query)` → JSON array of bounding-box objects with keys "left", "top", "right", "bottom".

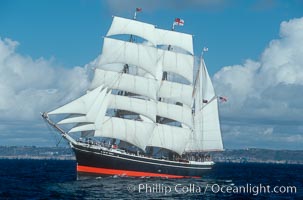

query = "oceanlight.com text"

[
  {"left": 210, "top": 183, "right": 297, "bottom": 196},
  {"left": 126, "top": 183, "right": 297, "bottom": 196}
]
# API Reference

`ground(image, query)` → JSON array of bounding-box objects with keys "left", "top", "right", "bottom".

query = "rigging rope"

[{"left": 43, "top": 118, "right": 63, "bottom": 147}]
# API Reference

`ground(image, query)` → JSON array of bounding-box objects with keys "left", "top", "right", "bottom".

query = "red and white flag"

[
  {"left": 136, "top": 8, "right": 142, "bottom": 12},
  {"left": 174, "top": 18, "right": 184, "bottom": 26}
]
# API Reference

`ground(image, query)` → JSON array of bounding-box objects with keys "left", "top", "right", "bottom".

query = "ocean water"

[{"left": 0, "top": 160, "right": 302, "bottom": 199}]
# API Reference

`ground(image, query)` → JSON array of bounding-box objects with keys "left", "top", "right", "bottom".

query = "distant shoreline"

[
  {"left": 0, "top": 156, "right": 302, "bottom": 165},
  {"left": 0, "top": 146, "right": 302, "bottom": 165},
  {"left": 0, "top": 155, "right": 75, "bottom": 160}
]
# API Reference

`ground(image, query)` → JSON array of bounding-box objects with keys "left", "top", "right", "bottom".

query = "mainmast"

[{"left": 158, "top": 17, "right": 186, "bottom": 125}]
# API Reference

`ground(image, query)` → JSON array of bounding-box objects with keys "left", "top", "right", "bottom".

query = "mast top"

[
  {"left": 133, "top": 7, "right": 142, "bottom": 20},
  {"left": 201, "top": 47, "right": 209, "bottom": 58}
]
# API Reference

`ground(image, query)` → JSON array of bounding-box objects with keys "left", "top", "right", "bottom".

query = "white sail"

[
  {"left": 95, "top": 117, "right": 155, "bottom": 151},
  {"left": 158, "top": 80, "right": 193, "bottom": 107},
  {"left": 58, "top": 87, "right": 108, "bottom": 124},
  {"left": 48, "top": 85, "right": 104, "bottom": 115},
  {"left": 68, "top": 89, "right": 111, "bottom": 132},
  {"left": 81, "top": 131, "right": 94, "bottom": 138},
  {"left": 68, "top": 123, "right": 95, "bottom": 133},
  {"left": 96, "top": 63, "right": 124, "bottom": 73},
  {"left": 69, "top": 116, "right": 155, "bottom": 151},
  {"left": 186, "top": 58, "right": 223, "bottom": 152},
  {"left": 201, "top": 58, "right": 216, "bottom": 102},
  {"left": 90, "top": 69, "right": 158, "bottom": 100},
  {"left": 108, "top": 94, "right": 156, "bottom": 122},
  {"left": 191, "top": 98, "right": 223, "bottom": 151},
  {"left": 156, "top": 28, "right": 193, "bottom": 55},
  {"left": 58, "top": 116, "right": 87, "bottom": 124},
  {"left": 106, "top": 17, "right": 193, "bottom": 55},
  {"left": 158, "top": 49, "right": 194, "bottom": 83},
  {"left": 148, "top": 124, "right": 191, "bottom": 155},
  {"left": 107, "top": 16, "right": 157, "bottom": 45},
  {"left": 98, "top": 37, "right": 158, "bottom": 77},
  {"left": 157, "top": 101, "right": 193, "bottom": 128}
]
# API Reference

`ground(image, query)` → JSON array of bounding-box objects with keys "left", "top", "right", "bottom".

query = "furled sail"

[{"left": 186, "top": 58, "right": 223, "bottom": 152}]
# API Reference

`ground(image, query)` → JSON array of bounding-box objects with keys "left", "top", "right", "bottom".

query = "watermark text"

[{"left": 126, "top": 183, "right": 297, "bottom": 196}]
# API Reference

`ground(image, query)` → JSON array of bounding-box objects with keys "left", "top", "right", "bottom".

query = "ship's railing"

[{"left": 75, "top": 139, "right": 213, "bottom": 165}]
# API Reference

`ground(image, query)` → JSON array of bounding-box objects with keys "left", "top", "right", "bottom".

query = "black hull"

[{"left": 72, "top": 143, "right": 213, "bottom": 179}]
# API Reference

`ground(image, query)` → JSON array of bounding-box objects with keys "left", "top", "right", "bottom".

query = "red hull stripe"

[{"left": 77, "top": 165, "right": 200, "bottom": 179}]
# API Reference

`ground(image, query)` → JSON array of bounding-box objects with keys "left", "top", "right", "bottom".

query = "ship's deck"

[{"left": 72, "top": 141, "right": 215, "bottom": 166}]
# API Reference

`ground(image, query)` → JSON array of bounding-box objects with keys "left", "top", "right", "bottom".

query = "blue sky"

[
  {"left": 1, "top": 0, "right": 302, "bottom": 74},
  {"left": 0, "top": 0, "right": 303, "bottom": 149}
]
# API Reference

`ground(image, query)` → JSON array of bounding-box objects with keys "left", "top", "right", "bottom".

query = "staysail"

[{"left": 186, "top": 58, "right": 223, "bottom": 152}]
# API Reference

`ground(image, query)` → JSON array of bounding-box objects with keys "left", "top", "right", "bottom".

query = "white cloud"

[
  {"left": 0, "top": 37, "right": 90, "bottom": 121},
  {"left": 214, "top": 17, "right": 303, "bottom": 149},
  {"left": 286, "top": 134, "right": 303, "bottom": 143}
]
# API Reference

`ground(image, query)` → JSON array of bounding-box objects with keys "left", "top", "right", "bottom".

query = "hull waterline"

[{"left": 72, "top": 143, "right": 214, "bottom": 179}]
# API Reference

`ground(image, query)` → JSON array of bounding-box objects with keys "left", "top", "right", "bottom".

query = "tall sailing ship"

[{"left": 42, "top": 11, "right": 224, "bottom": 178}]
